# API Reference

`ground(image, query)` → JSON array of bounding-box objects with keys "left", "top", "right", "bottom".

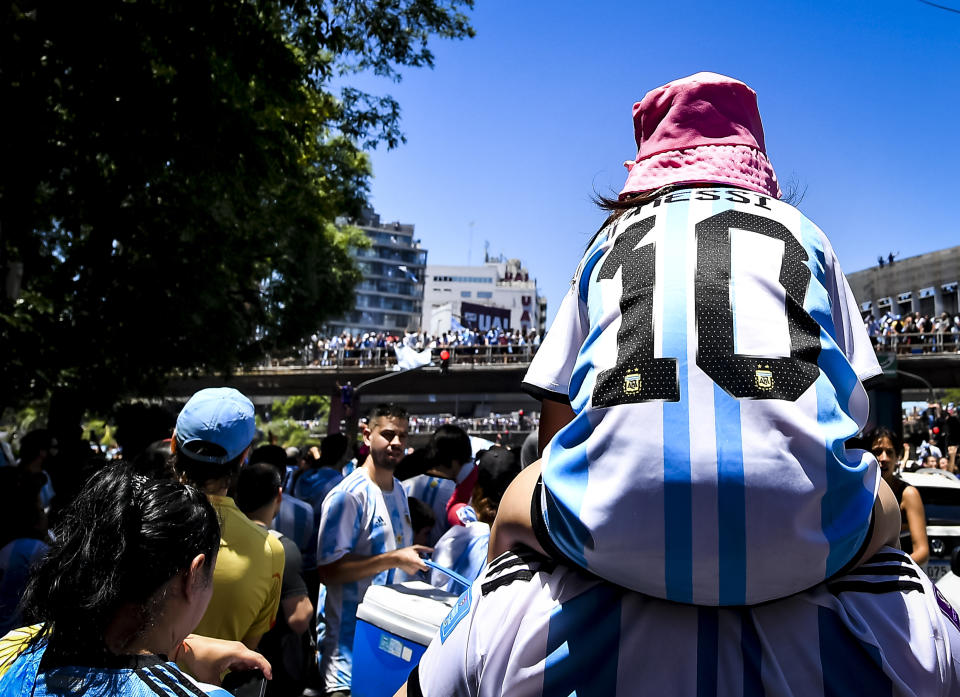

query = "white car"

[{"left": 899, "top": 469, "right": 960, "bottom": 585}]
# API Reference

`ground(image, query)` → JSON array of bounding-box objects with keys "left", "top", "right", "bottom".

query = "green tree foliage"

[
  {"left": 259, "top": 394, "right": 329, "bottom": 448},
  {"left": 270, "top": 394, "right": 330, "bottom": 421},
  {"left": 942, "top": 389, "right": 960, "bottom": 406},
  {"left": 0, "top": 1, "right": 474, "bottom": 413}
]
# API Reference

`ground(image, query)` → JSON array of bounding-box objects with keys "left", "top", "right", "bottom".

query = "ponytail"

[{"left": 20, "top": 464, "right": 220, "bottom": 662}]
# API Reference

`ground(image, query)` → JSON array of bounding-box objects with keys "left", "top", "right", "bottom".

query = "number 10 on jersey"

[{"left": 592, "top": 210, "right": 821, "bottom": 408}]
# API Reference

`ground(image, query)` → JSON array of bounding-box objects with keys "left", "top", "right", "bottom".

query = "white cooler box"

[{"left": 351, "top": 581, "right": 460, "bottom": 697}]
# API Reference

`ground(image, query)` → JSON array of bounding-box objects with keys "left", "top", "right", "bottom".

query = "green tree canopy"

[{"left": 0, "top": 0, "right": 473, "bottom": 414}]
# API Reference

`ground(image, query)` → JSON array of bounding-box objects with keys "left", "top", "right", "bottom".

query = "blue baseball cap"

[{"left": 175, "top": 387, "right": 256, "bottom": 464}]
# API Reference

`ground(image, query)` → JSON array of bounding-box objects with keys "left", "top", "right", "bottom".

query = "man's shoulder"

[
  {"left": 285, "top": 495, "right": 313, "bottom": 514},
  {"left": 309, "top": 466, "right": 342, "bottom": 483},
  {"left": 330, "top": 468, "right": 372, "bottom": 499},
  {"left": 273, "top": 531, "right": 298, "bottom": 556},
  {"left": 218, "top": 499, "right": 281, "bottom": 557}
]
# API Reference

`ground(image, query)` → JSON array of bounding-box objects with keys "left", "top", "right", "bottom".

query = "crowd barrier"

[
  {"left": 268, "top": 332, "right": 960, "bottom": 370},
  {"left": 873, "top": 332, "right": 960, "bottom": 354},
  {"left": 272, "top": 344, "right": 540, "bottom": 369}
]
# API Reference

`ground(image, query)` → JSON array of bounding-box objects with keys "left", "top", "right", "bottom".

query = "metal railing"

[
  {"left": 872, "top": 332, "right": 960, "bottom": 355},
  {"left": 270, "top": 343, "right": 540, "bottom": 369},
  {"left": 267, "top": 331, "right": 960, "bottom": 370}
]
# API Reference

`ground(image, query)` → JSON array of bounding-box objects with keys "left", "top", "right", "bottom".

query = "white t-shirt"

[
  {"left": 316, "top": 468, "right": 413, "bottom": 692},
  {"left": 415, "top": 547, "right": 960, "bottom": 697},
  {"left": 522, "top": 187, "right": 882, "bottom": 605}
]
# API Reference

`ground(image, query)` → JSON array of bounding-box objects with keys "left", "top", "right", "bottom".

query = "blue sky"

[{"left": 356, "top": 0, "right": 960, "bottom": 324}]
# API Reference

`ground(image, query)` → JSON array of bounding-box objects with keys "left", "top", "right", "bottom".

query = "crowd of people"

[
  {"left": 283, "top": 308, "right": 960, "bottom": 373},
  {"left": 407, "top": 411, "right": 538, "bottom": 435},
  {"left": 900, "top": 401, "right": 960, "bottom": 472},
  {"left": 291, "top": 307, "right": 960, "bottom": 373},
  {"left": 289, "top": 327, "right": 543, "bottom": 368},
  {"left": 0, "top": 391, "right": 529, "bottom": 696},
  {"left": 865, "top": 311, "right": 960, "bottom": 353},
  {"left": 5, "top": 71, "right": 960, "bottom": 697}
]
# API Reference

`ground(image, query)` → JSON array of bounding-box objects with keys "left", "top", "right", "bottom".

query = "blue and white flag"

[{"left": 394, "top": 344, "right": 433, "bottom": 371}]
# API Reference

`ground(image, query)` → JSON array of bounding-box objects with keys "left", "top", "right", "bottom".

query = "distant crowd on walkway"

[
  {"left": 408, "top": 412, "right": 538, "bottom": 435},
  {"left": 292, "top": 327, "right": 543, "bottom": 367},
  {"left": 864, "top": 311, "right": 960, "bottom": 354}
]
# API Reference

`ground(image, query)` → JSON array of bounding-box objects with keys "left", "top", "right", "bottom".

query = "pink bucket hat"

[{"left": 619, "top": 72, "right": 781, "bottom": 200}]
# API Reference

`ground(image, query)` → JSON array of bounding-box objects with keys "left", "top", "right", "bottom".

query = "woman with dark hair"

[
  {"left": 868, "top": 426, "right": 929, "bottom": 565},
  {"left": 0, "top": 464, "right": 270, "bottom": 695}
]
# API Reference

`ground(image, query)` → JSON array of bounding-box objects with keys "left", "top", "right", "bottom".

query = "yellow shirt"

[
  {"left": 0, "top": 625, "right": 38, "bottom": 677},
  {"left": 192, "top": 496, "right": 284, "bottom": 643}
]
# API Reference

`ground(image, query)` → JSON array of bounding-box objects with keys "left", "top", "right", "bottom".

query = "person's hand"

[
  {"left": 391, "top": 545, "right": 432, "bottom": 574},
  {"left": 177, "top": 634, "right": 272, "bottom": 685}
]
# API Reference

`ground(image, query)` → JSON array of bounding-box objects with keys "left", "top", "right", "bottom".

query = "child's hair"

[
  {"left": 318, "top": 433, "right": 349, "bottom": 468},
  {"left": 396, "top": 448, "right": 429, "bottom": 481},
  {"left": 248, "top": 444, "right": 288, "bottom": 470},
  {"left": 425, "top": 425, "right": 472, "bottom": 470},
  {"left": 583, "top": 184, "right": 703, "bottom": 254},
  {"left": 408, "top": 496, "right": 436, "bottom": 534},
  {"left": 236, "top": 462, "right": 282, "bottom": 515},
  {"left": 476, "top": 447, "right": 521, "bottom": 506},
  {"left": 173, "top": 446, "right": 247, "bottom": 489},
  {"left": 20, "top": 464, "right": 220, "bottom": 664}
]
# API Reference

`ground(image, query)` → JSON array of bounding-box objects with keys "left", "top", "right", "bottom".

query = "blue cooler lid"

[{"left": 357, "top": 581, "right": 459, "bottom": 645}]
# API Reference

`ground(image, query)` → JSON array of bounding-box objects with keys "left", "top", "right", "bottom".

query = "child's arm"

[
  {"left": 487, "top": 459, "right": 546, "bottom": 561},
  {"left": 850, "top": 478, "right": 910, "bottom": 569},
  {"left": 538, "top": 401, "right": 576, "bottom": 454},
  {"left": 487, "top": 400, "right": 575, "bottom": 562}
]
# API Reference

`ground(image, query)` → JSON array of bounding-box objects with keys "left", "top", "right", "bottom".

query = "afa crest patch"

[{"left": 439, "top": 587, "right": 472, "bottom": 643}]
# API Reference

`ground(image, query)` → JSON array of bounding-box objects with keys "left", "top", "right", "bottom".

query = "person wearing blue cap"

[{"left": 172, "top": 387, "right": 285, "bottom": 650}]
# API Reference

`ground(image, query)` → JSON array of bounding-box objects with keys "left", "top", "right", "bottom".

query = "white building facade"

[{"left": 421, "top": 258, "right": 545, "bottom": 336}]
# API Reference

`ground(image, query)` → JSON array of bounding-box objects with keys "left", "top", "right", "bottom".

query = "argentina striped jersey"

[
  {"left": 429, "top": 522, "right": 491, "bottom": 593},
  {"left": 0, "top": 644, "right": 231, "bottom": 697},
  {"left": 294, "top": 468, "right": 344, "bottom": 515},
  {"left": 316, "top": 467, "right": 413, "bottom": 692},
  {"left": 404, "top": 475, "right": 457, "bottom": 546},
  {"left": 272, "top": 496, "right": 315, "bottom": 558},
  {"left": 415, "top": 547, "right": 960, "bottom": 697},
  {"left": 522, "top": 187, "right": 882, "bottom": 605}
]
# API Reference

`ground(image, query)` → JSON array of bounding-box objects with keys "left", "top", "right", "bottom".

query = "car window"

[{"left": 916, "top": 487, "right": 960, "bottom": 525}]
